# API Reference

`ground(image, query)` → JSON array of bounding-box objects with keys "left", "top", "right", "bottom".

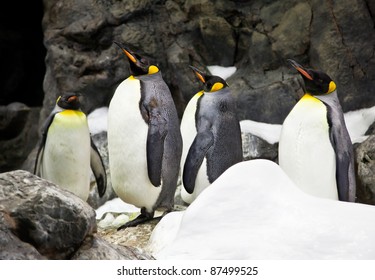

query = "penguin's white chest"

[
  {"left": 108, "top": 77, "right": 162, "bottom": 211},
  {"left": 180, "top": 94, "right": 200, "bottom": 165},
  {"left": 279, "top": 94, "right": 338, "bottom": 200},
  {"left": 180, "top": 92, "right": 210, "bottom": 204},
  {"left": 41, "top": 110, "right": 91, "bottom": 201}
]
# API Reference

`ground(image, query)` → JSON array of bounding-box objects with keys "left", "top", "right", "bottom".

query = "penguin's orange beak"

[
  {"left": 114, "top": 41, "right": 137, "bottom": 63},
  {"left": 288, "top": 59, "right": 313, "bottom": 81},
  {"left": 189, "top": 65, "right": 206, "bottom": 83}
]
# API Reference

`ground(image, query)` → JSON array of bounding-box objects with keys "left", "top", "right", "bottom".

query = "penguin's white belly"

[
  {"left": 108, "top": 77, "right": 162, "bottom": 211},
  {"left": 180, "top": 96, "right": 199, "bottom": 170},
  {"left": 41, "top": 111, "right": 91, "bottom": 201},
  {"left": 180, "top": 92, "right": 210, "bottom": 204},
  {"left": 279, "top": 95, "right": 338, "bottom": 200},
  {"left": 181, "top": 157, "right": 210, "bottom": 204}
]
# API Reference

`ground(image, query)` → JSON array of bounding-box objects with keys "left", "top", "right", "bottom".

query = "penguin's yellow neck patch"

[
  {"left": 328, "top": 81, "right": 336, "bottom": 94},
  {"left": 195, "top": 91, "right": 204, "bottom": 98},
  {"left": 210, "top": 82, "right": 224, "bottom": 92},
  {"left": 148, "top": 65, "right": 159, "bottom": 74},
  {"left": 59, "top": 109, "right": 85, "bottom": 117},
  {"left": 301, "top": 93, "right": 321, "bottom": 104}
]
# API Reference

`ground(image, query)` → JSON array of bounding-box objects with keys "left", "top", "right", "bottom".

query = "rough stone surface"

[
  {"left": 0, "top": 170, "right": 153, "bottom": 260},
  {"left": 87, "top": 131, "right": 117, "bottom": 209},
  {"left": 0, "top": 103, "right": 40, "bottom": 172},
  {"left": 0, "top": 170, "right": 96, "bottom": 259},
  {"left": 0, "top": 208, "right": 46, "bottom": 260},
  {"left": 39, "top": 0, "right": 375, "bottom": 127},
  {"left": 241, "top": 132, "right": 278, "bottom": 162},
  {"left": 72, "top": 235, "right": 154, "bottom": 260},
  {"left": 355, "top": 135, "right": 375, "bottom": 205},
  {"left": 97, "top": 219, "right": 160, "bottom": 252}
]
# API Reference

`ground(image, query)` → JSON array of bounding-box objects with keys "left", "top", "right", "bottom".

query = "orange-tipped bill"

[
  {"left": 189, "top": 65, "right": 206, "bottom": 83},
  {"left": 288, "top": 59, "right": 313, "bottom": 80},
  {"left": 114, "top": 41, "right": 137, "bottom": 63}
]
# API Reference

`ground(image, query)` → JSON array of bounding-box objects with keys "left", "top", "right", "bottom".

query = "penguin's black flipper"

[
  {"left": 146, "top": 114, "right": 168, "bottom": 187},
  {"left": 34, "top": 112, "right": 57, "bottom": 176},
  {"left": 327, "top": 106, "right": 356, "bottom": 202},
  {"left": 183, "top": 131, "right": 214, "bottom": 194},
  {"left": 90, "top": 139, "right": 107, "bottom": 197}
]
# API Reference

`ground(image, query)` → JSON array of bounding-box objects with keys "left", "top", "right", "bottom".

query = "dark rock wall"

[{"left": 40, "top": 0, "right": 375, "bottom": 125}]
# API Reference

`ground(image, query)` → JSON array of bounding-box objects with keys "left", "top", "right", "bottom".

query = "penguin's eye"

[{"left": 68, "top": 96, "right": 78, "bottom": 103}]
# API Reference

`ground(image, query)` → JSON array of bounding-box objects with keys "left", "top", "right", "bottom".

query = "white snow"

[
  {"left": 207, "top": 65, "right": 237, "bottom": 80},
  {"left": 148, "top": 159, "right": 375, "bottom": 260},
  {"left": 95, "top": 197, "right": 139, "bottom": 219},
  {"left": 240, "top": 120, "right": 282, "bottom": 145},
  {"left": 344, "top": 105, "right": 375, "bottom": 144},
  {"left": 87, "top": 106, "right": 108, "bottom": 134},
  {"left": 239, "top": 105, "right": 375, "bottom": 145}
]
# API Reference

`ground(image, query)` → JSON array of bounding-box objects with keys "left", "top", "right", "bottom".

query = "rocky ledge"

[{"left": 0, "top": 170, "right": 153, "bottom": 260}]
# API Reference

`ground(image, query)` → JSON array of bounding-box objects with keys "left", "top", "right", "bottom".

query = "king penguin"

[
  {"left": 180, "top": 66, "right": 243, "bottom": 204},
  {"left": 278, "top": 59, "right": 356, "bottom": 202},
  {"left": 108, "top": 42, "right": 182, "bottom": 228},
  {"left": 34, "top": 92, "right": 107, "bottom": 201}
]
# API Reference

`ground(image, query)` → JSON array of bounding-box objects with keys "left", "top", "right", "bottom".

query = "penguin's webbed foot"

[{"left": 117, "top": 208, "right": 154, "bottom": 230}]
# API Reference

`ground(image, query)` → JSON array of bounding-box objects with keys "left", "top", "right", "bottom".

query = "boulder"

[
  {"left": 0, "top": 170, "right": 96, "bottom": 259},
  {"left": 355, "top": 135, "right": 375, "bottom": 205},
  {"left": 0, "top": 170, "right": 150, "bottom": 260},
  {"left": 241, "top": 132, "right": 278, "bottom": 162}
]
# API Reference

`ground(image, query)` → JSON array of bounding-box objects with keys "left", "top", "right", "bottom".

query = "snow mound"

[
  {"left": 207, "top": 65, "right": 236, "bottom": 80},
  {"left": 148, "top": 159, "right": 375, "bottom": 260},
  {"left": 344, "top": 105, "right": 375, "bottom": 144},
  {"left": 95, "top": 197, "right": 140, "bottom": 219},
  {"left": 240, "top": 120, "right": 282, "bottom": 144},
  {"left": 87, "top": 106, "right": 108, "bottom": 134}
]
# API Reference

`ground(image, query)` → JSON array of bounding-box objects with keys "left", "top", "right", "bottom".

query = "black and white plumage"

[
  {"left": 279, "top": 59, "right": 356, "bottom": 202},
  {"left": 34, "top": 93, "right": 107, "bottom": 201},
  {"left": 180, "top": 66, "right": 243, "bottom": 204}
]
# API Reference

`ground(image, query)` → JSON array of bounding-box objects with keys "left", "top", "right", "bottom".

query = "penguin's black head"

[
  {"left": 57, "top": 93, "right": 81, "bottom": 110},
  {"left": 189, "top": 66, "right": 228, "bottom": 93},
  {"left": 114, "top": 41, "right": 159, "bottom": 76},
  {"left": 288, "top": 59, "right": 336, "bottom": 95}
]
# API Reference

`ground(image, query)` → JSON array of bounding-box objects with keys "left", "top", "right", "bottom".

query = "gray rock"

[
  {"left": 72, "top": 235, "right": 154, "bottom": 260},
  {"left": 87, "top": 131, "right": 117, "bottom": 209},
  {"left": 241, "top": 132, "right": 278, "bottom": 162},
  {"left": 365, "top": 121, "right": 375, "bottom": 136},
  {"left": 0, "top": 170, "right": 96, "bottom": 259},
  {"left": 355, "top": 135, "right": 375, "bottom": 205},
  {"left": 309, "top": 0, "right": 375, "bottom": 112},
  {"left": 39, "top": 0, "right": 375, "bottom": 128},
  {"left": 0, "top": 207, "right": 46, "bottom": 260},
  {"left": 0, "top": 103, "right": 40, "bottom": 172}
]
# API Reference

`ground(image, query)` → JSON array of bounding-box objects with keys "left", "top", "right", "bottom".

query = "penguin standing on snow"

[
  {"left": 34, "top": 93, "right": 107, "bottom": 201},
  {"left": 108, "top": 42, "right": 182, "bottom": 228},
  {"left": 181, "top": 66, "right": 243, "bottom": 204},
  {"left": 279, "top": 59, "right": 356, "bottom": 202}
]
